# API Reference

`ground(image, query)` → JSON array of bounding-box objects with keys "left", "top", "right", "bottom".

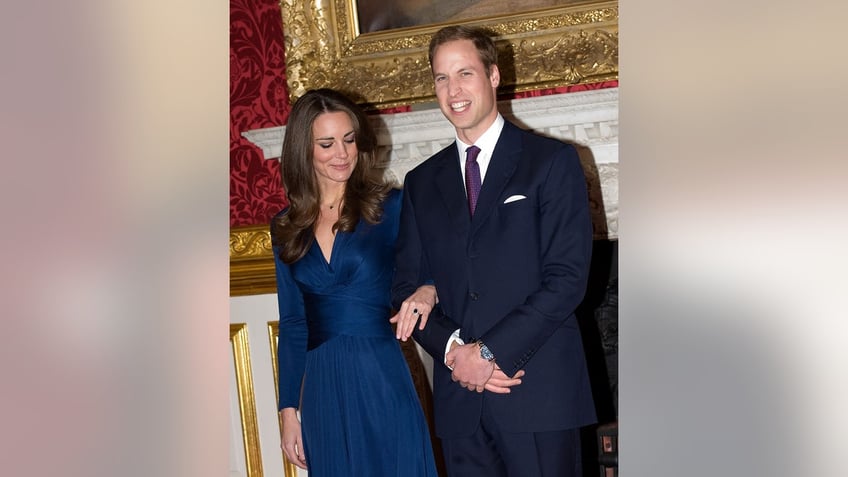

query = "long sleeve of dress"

[{"left": 273, "top": 242, "right": 308, "bottom": 410}]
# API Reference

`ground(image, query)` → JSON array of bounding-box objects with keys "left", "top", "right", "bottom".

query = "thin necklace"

[{"left": 323, "top": 195, "right": 343, "bottom": 210}]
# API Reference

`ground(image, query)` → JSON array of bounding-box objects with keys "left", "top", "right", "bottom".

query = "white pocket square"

[{"left": 503, "top": 195, "right": 527, "bottom": 204}]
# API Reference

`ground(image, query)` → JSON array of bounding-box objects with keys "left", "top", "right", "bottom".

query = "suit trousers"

[{"left": 440, "top": 396, "right": 582, "bottom": 477}]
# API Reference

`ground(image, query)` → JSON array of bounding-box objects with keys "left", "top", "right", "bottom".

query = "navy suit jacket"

[{"left": 392, "top": 120, "right": 597, "bottom": 438}]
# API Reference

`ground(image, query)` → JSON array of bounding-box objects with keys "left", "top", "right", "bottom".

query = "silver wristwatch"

[{"left": 477, "top": 341, "right": 495, "bottom": 362}]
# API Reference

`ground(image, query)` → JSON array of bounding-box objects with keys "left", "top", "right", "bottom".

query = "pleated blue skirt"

[{"left": 300, "top": 335, "right": 438, "bottom": 476}]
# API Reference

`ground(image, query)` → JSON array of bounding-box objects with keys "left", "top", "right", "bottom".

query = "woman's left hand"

[{"left": 390, "top": 285, "right": 437, "bottom": 341}]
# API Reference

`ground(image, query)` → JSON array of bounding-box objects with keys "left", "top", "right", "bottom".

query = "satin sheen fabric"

[{"left": 273, "top": 189, "right": 438, "bottom": 476}]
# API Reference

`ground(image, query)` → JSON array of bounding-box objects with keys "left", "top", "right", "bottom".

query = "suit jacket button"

[{"left": 469, "top": 292, "right": 479, "bottom": 300}]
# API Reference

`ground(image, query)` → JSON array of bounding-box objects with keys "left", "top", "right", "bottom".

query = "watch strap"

[{"left": 477, "top": 341, "right": 495, "bottom": 362}]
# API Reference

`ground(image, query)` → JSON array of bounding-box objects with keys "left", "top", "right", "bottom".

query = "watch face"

[{"left": 479, "top": 343, "right": 495, "bottom": 361}]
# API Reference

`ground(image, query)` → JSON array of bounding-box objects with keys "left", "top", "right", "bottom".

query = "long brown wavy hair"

[{"left": 272, "top": 88, "right": 391, "bottom": 264}]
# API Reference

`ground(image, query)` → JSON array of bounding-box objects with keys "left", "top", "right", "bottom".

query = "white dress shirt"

[{"left": 444, "top": 114, "right": 506, "bottom": 366}]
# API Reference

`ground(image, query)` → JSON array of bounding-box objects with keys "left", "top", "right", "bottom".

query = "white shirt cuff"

[{"left": 444, "top": 329, "right": 464, "bottom": 368}]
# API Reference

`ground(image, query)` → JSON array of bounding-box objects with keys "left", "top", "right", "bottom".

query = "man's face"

[{"left": 431, "top": 39, "right": 500, "bottom": 144}]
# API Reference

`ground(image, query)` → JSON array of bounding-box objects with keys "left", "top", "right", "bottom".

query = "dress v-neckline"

[{"left": 315, "top": 232, "right": 339, "bottom": 267}]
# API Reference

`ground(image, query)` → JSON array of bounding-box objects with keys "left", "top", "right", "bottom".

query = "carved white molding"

[{"left": 242, "top": 88, "right": 618, "bottom": 239}]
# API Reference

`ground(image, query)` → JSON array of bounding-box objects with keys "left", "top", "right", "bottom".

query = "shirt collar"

[{"left": 455, "top": 114, "right": 505, "bottom": 157}]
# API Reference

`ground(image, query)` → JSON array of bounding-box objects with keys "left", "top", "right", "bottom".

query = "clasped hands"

[
  {"left": 446, "top": 341, "right": 524, "bottom": 394},
  {"left": 391, "top": 287, "right": 524, "bottom": 394}
]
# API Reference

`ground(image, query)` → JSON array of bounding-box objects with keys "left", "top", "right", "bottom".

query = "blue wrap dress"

[{"left": 272, "top": 189, "right": 438, "bottom": 476}]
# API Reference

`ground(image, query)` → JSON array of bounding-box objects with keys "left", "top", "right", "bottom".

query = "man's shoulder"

[
  {"left": 407, "top": 142, "right": 456, "bottom": 177},
  {"left": 501, "top": 121, "right": 576, "bottom": 158},
  {"left": 427, "top": 142, "right": 457, "bottom": 162},
  {"left": 504, "top": 120, "right": 568, "bottom": 145}
]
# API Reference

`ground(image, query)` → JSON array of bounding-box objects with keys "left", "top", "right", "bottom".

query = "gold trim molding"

[
  {"left": 281, "top": 0, "right": 618, "bottom": 109},
  {"left": 230, "top": 323, "right": 264, "bottom": 477},
  {"left": 230, "top": 224, "right": 276, "bottom": 296}
]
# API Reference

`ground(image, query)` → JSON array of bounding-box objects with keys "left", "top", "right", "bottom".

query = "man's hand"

[
  {"left": 484, "top": 366, "right": 525, "bottom": 394},
  {"left": 446, "top": 342, "right": 494, "bottom": 392}
]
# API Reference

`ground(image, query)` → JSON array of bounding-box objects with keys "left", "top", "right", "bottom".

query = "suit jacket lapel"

[
  {"left": 434, "top": 144, "right": 471, "bottom": 237},
  {"left": 470, "top": 123, "right": 521, "bottom": 235}
]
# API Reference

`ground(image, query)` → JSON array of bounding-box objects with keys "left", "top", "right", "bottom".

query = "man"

[{"left": 391, "top": 25, "right": 596, "bottom": 476}]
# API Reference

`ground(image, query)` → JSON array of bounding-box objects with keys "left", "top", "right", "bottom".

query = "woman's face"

[{"left": 312, "top": 111, "right": 358, "bottom": 188}]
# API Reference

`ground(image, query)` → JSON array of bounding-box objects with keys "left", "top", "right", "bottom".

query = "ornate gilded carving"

[
  {"left": 281, "top": 0, "right": 618, "bottom": 109},
  {"left": 230, "top": 225, "right": 277, "bottom": 296},
  {"left": 513, "top": 29, "right": 618, "bottom": 84},
  {"left": 230, "top": 225, "right": 273, "bottom": 259}
]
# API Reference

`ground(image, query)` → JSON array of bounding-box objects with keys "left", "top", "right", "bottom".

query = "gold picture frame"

[
  {"left": 280, "top": 0, "right": 618, "bottom": 109},
  {"left": 230, "top": 323, "right": 264, "bottom": 477},
  {"left": 268, "top": 321, "right": 299, "bottom": 477}
]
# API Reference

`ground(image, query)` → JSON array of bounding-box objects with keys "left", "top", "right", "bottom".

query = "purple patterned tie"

[{"left": 464, "top": 145, "right": 482, "bottom": 215}]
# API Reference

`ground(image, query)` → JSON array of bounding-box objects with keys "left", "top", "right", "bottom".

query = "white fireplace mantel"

[{"left": 242, "top": 88, "right": 618, "bottom": 239}]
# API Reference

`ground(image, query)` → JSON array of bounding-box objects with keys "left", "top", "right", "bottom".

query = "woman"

[{"left": 271, "top": 88, "right": 438, "bottom": 476}]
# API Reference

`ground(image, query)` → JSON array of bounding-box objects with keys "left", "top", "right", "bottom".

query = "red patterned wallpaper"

[
  {"left": 230, "top": 0, "right": 289, "bottom": 227},
  {"left": 228, "top": 0, "right": 618, "bottom": 227}
]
